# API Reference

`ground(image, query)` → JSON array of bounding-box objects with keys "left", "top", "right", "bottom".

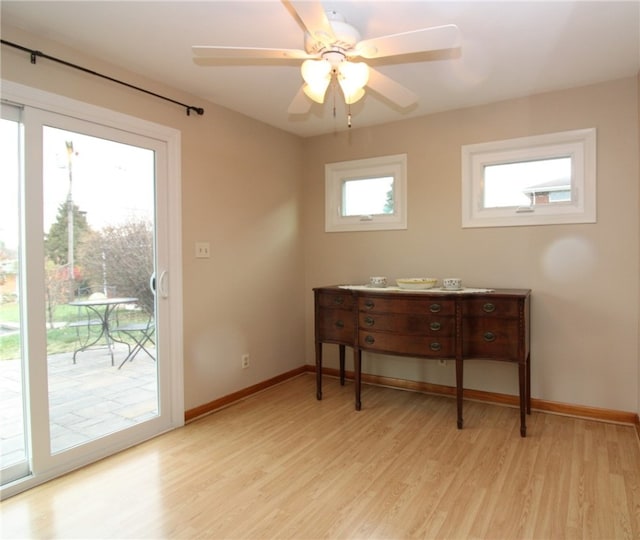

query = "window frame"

[
  {"left": 461, "top": 128, "right": 596, "bottom": 228},
  {"left": 325, "top": 154, "right": 407, "bottom": 232}
]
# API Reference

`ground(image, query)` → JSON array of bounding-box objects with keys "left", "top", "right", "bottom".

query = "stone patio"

[{"left": 0, "top": 343, "right": 157, "bottom": 466}]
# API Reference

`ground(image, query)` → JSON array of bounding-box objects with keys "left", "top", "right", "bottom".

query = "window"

[
  {"left": 325, "top": 154, "right": 407, "bottom": 232},
  {"left": 461, "top": 128, "right": 596, "bottom": 228}
]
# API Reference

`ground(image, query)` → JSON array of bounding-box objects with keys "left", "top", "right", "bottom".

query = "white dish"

[
  {"left": 441, "top": 287, "right": 463, "bottom": 291},
  {"left": 396, "top": 278, "right": 438, "bottom": 290}
]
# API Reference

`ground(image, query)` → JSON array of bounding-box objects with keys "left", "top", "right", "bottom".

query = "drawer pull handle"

[
  {"left": 333, "top": 296, "right": 344, "bottom": 305},
  {"left": 429, "top": 304, "right": 441, "bottom": 313},
  {"left": 483, "top": 302, "right": 496, "bottom": 313},
  {"left": 335, "top": 320, "right": 344, "bottom": 329},
  {"left": 483, "top": 331, "right": 496, "bottom": 342},
  {"left": 364, "top": 316, "right": 375, "bottom": 327},
  {"left": 364, "top": 300, "right": 375, "bottom": 309},
  {"left": 430, "top": 321, "right": 441, "bottom": 331},
  {"left": 365, "top": 335, "right": 375, "bottom": 345},
  {"left": 430, "top": 342, "right": 442, "bottom": 351}
]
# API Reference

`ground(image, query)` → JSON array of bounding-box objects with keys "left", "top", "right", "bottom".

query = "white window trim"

[
  {"left": 325, "top": 154, "right": 407, "bottom": 232},
  {"left": 461, "top": 128, "right": 596, "bottom": 228}
]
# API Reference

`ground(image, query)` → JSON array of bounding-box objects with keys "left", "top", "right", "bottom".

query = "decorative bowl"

[{"left": 396, "top": 278, "right": 438, "bottom": 290}]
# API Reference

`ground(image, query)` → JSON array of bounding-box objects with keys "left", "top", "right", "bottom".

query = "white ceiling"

[{"left": 2, "top": 1, "right": 639, "bottom": 138}]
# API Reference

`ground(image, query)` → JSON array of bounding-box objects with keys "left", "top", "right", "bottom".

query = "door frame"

[{"left": 1, "top": 80, "right": 184, "bottom": 499}]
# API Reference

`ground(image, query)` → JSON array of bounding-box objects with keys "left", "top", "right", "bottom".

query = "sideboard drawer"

[
  {"left": 462, "top": 297, "right": 521, "bottom": 318},
  {"left": 359, "top": 312, "right": 454, "bottom": 336},
  {"left": 359, "top": 331, "right": 454, "bottom": 357},
  {"left": 358, "top": 296, "right": 455, "bottom": 316},
  {"left": 317, "top": 308, "right": 355, "bottom": 342},
  {"left": 462, "top": 318, "right": 519, "bottom": 359},
  {"left": 318, "top": 291, "right": 355, "bottom": 309}
]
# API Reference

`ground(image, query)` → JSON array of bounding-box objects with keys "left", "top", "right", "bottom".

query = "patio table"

[{"left": 68, "top": 297, "right": 137, "bottom": 365}]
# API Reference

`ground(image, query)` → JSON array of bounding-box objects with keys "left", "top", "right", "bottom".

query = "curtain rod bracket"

[
  {"left": 30, "top": 49, "right": 42, "bottom": 64},
  {"left": 2, "top": 39, "right": 205, "bottom": 117}
]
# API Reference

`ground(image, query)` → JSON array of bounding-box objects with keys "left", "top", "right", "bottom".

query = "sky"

[
  {"left": 43, "top": 126, "right": 155, "bottom": 231},
  {"left": 343, "top": 176, "right": 393, "bottom": 216},
  {"left": 0, "top": 117, "right": 21, "bottom": 253},
  {"left": 483, "top": 157, "right": 571, "bottom": 208}
]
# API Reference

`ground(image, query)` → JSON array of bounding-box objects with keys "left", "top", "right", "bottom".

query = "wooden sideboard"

[{"left": 313, "top": 286, "right": 531, "bottom": 436}]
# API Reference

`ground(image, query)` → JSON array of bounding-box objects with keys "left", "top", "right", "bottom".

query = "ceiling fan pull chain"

[
  {"left": 347, "top": 103, "right": 352, "bottom": 128},
  {"left": 332, "top": 84, "right": 337, "bottom": 119}
]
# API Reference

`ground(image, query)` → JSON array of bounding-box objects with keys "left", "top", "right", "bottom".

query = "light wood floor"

[{"left": 2, "top": 374, "right": 639, "bottom": 539}]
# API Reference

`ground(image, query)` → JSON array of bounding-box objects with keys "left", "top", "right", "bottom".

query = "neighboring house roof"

[{"left": 523, "top": 177, "right": 571, "bottom": 194}]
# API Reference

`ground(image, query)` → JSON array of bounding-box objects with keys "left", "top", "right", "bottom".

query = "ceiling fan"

[{"left": 192, "top": 0, "right": 461, "bottom": 116}]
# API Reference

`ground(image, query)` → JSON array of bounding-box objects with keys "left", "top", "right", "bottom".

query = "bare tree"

[
  {"left": 78, "top": 219, "right": 154, "bottom": 314},
  {"left": 44, "top": 260, "right": 73, "bottom": 328}
]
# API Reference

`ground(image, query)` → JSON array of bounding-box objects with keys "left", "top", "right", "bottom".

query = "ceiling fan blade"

[
  {"left": 366, "top": 68, "right": 418, "bottom": 108},
  {"left": 192, "top": 45, "right": 311, "bottom": 60},
  {"left": 287, "top": 85, "right": 312, "bottom": 114},
  {"left": 353, "top": 24, "right": 461, "bottom": 59},
  {"left": 286, "top": 0, "right": 336, "bottom": 47}
]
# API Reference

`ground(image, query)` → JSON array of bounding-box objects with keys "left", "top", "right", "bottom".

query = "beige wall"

[
  {"left": 302, "top": 77, "right": 640, "bottom": 413},
  {"left": 2, "top": 25, "right": 639, "bottom": 415},
  {"left": 1, "top": 26, "right": 306, "bottom": 411}
]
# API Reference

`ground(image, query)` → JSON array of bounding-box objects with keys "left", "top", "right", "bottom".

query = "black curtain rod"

[{"left": 1, "top": 39, "right": 204, "bottom": 116}]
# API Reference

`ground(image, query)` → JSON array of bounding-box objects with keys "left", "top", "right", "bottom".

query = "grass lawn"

[{"left": 0, "top": 302, "right": 149, "bottom": 361}]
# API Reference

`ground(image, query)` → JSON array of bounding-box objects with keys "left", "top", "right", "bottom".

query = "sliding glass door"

[
  {"left": 1, "top": 83, "right": 183, "bottom": 496},
  {"left": 42, "top": 123, "right": 159, "bottom": 454}
]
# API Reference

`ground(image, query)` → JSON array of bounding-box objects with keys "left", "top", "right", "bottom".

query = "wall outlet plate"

[{"left": 195, "top": 242, "right": 210, "bottom": 258}]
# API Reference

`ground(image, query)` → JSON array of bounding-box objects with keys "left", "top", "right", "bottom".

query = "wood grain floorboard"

[{"left": 1, "top": 374, "right": 639, "bottom": 539}]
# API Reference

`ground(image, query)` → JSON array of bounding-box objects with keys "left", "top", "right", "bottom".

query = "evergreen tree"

[
  {"left": 383, "top": 188, "right": 394, "bottom": 214},
  {"left": 44, "top": 201, "right": 91, "bottom": 265}
]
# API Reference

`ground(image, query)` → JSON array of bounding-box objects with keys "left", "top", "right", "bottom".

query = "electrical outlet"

[
  {"left": 438, "top": 359, "right": 447, "bottom": 366},
  {"left": 195, "top": 242, "right": 210, "bottom": 259},
  {"left": 241, "top": 354, "right": 250, "bottom": 369}
]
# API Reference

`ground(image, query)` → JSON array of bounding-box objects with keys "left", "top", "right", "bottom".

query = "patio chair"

[{"left": 114, "top": 315, "right": 155, "bottom": 369}]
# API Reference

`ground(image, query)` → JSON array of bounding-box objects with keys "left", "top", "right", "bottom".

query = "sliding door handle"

[{"left": 158, "top": 270, "right": 169, "bottom": 298}]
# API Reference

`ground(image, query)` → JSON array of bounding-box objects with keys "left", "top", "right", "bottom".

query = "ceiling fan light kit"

[
  {"left": 302, "top": 55, "right": 369, "bottom": 105},
  {"left": 301, "top": 58, "right": 331, "bottom": 103},
  {"left": 192, "top": 1, "right": 460, "bottom": 125},
  {"left": 337, "top": 60, "right": 369, "bottom": 104}
]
